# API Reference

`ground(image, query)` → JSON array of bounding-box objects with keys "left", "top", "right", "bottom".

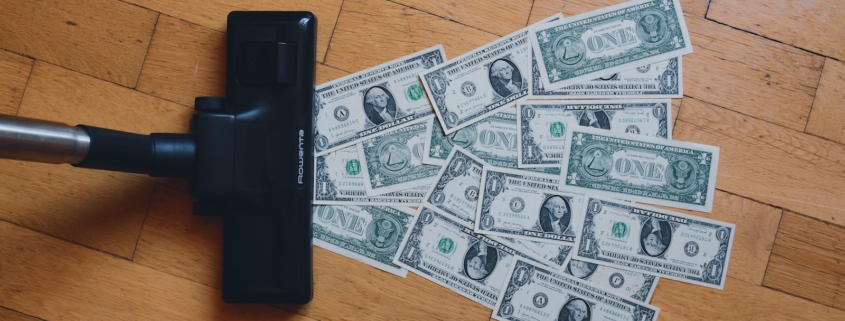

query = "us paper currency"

[
  {"left": 574, "top": 195, "right": 735, "bottom": 289},
  {"left": 530, "top": 0, "right": 692, "bottom": 90},
  {"left": 563, "top": 259, "right": 659, "bottom": 303},
  {"left": 493, "top": 259, "right": 660, "bottom": 321},
  {"left": 476, "top": 166, "right": 584, "bottom": 245},
  {"left": 498, "top": 237, "right": 573, "bottom": 271},
  {"left": 422, "top": 146, "right": 487, "bottom": 226},
  {"left": 314, "top": 146, "right": 428, "bottom": 205},
  {"left": 423, "top": 111, "right": 560, "bottom": 176},
  {"left": 312, "top": 205, "right": 416, "bottom": 277},
  {"left": 314, "top": 45, "right": 446, "bottom": 156},
  {"left": 358, "top": 122, "right": 441, "bottom": 196},
  {"left": 393, "top": 206, "right": 548, "bottom": 308},
  {"left": 421, "top": 14, "right": 563, "bottom": 135},
  {"left": 517, "top": 100, "right": 672, "bottom": 168},
  {"left": 561, "top": 126, "right": 719, "bottom": 212},
  {"left": 529, "top": 56, "right": 682, "bottom": 98}
]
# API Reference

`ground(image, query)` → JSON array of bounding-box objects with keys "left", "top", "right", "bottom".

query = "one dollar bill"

[
  {"left": 530, "top": 0, "right": 692, "bottom": 90},
  {"left": 498, "top": 236, "right": 573, "bottom": 272},
  {"left": 312, "top": 205, "right": 416, "bottom": 277},
  {"left": 574, "top": 195, "right": 735, "bottom": 289},
  {"left": 423, "top": 111, "right": 560, "bottom": 176},
  {"left": 314, "top": 146, "right": 428, "bottom": 205},
  {"left": 517, "top": 100, "right": 672, "bottom": 168},
  {"left": 529, "top": 56, "right": 682, "bottom": 98},
  {"left": 563, "top": 259, "right": 659, "bottom": 304},
  {"left": 393, "top": 206, "right": 548, "bottom": 308},
  {"left": 358, "top": 122, "right": 441, "bottom": 196},
  {"left": 476, "top": 166, "right": 584, "bottom": 245},
  {"left": 314, "top": 45, "right": 446, "bottom": 156},
  {"left": 422, "top": 146, "right": 487, "bottom": 226},
  {"left": 493, "top": 259, "right": 659, "bottom": 321},
  {"left": 561, "top": 126, "right": 719, "bottom": 212},
  {"left": 421, "top": 14, "right": 563, "bottom": 135}
]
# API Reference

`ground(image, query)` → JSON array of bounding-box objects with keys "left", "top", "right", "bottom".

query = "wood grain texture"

[
  {"left": 136, "top": 15, "right": 350, "bottom": 105},
  {"left": 528, "top": 0, "right": 710, "bottom": 25},
  {"left": 0, "top": 160, "right": 153, "bottom": 259},
  {"left": 136, "top": 15, "right": 226, "bottom": 107},
  {"left": 1, "top": 61, "right": 194, "bottom": 258},
  {"left": 325, "top": 0, "right": 499, "bottom": 73},
  {"left": 134, "top": 185, "right": 223, "bottom": 287},
  {"left": 0, "top": 0, "right": 158, "bottom": 87},
  {"left": 0, "top": 221, "right": 315, "bottom": 321},
  {"left": 806, "top": 58, "right": 845, "bottom": 143},
  {"left": 0, "top": 50, "right": 33, "bottom": 115},
  {"left": 675, "top": 98, "right": 845, "bottom": 224},
  {"left": 390, "top": 0, "right": 533, "bottom": 36},
  {"left": 683, "top": 15, "right": 823, "bottom": 130},
  {"left": 122, "top": 0, "right": 343, "bottom": 62},
  {"left": 652, "top": 191, "right": 782, "bottom": 285},
  {"left": 134, "top": 186, "right": 493, "bottom": 320},
  {"left": 19, "top": 62, "right": 192, "bottom": 133},
  {"left": 652, "top": 277, "right": 845, "bottom": 320},
  {"left": 708, "top": 0, "right": 845, "bottom": 61},
  {"left": 764, "top": 212, "right": 845, "bottom": 310},
  {"left": 0, "top": 307, "right": 40, "bottom": 321},
  {"left": 671, "top": 98, "right": 681, "bottom": 129}
]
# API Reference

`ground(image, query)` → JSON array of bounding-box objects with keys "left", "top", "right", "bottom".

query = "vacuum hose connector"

[{"left": 0, "top": 114, "right": 195, "bottom": 177}]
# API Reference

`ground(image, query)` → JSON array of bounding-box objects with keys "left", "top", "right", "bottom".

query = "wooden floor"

[{"left": 0, "top": 0, "right": 843, "bottom": 319}]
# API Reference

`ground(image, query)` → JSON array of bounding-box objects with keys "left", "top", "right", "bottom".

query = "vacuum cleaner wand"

[
  {"left": 0, "top": 11, "right": 316, "bottom": 304},
  {"left": 0, "top": 115, "right": 195, "bottom": 176}
]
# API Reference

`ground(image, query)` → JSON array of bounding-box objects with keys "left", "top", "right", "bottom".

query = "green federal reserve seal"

[
  {"left": 612, "top": 222, "right": 629, "bottom": 239},
  {"left": 549, "top": 121, "right": 565, "bottom": 138},
  {"left": 438, "top": 237, "right": 455, "bottom": 254},
  {"left": 346, "top": 159, "right": 361, "bottom": 175},
  {"left": 407, "top": 84, "right": 424, "bottom": 101}
]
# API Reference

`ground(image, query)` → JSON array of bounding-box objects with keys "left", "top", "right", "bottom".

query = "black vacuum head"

[{"left": 191, "top": 11, "right": 316, "bottom": 304}]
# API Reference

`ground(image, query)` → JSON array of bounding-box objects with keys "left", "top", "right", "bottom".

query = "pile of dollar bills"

[{"left": 312, "top": 1, "right": 735, "bottom": 320}]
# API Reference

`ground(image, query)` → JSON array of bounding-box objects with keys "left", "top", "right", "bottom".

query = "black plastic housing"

[{"left": 217, "top": 11, "right": 316, "bottom": 304}]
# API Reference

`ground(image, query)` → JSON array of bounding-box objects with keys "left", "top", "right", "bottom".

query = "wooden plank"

[
  {"left": 390, "top": 0, "right": 532, "bottom": 36},
  {"left": 137, "top": 15, "right": 350, "bottom": 106},
  {"left": 18, "top": 62, "right": 192, "bottom": 135},
  {"left": 708, "top": 0, "right": 845, "bottom": 62},
  {"left": 0, "top": 50, "right": 33, "bottom": 115},
  {"left": 325, "top": 0, "right": 499, "bottom": 73},
  {"left": 671, "top": 98, "right": 681, "bottom": 129},
  {"left": 652, "top": 277, "right": 845, "bottom": 320},
  {"left": 0, "top": 221, "right": 316, "bottom": 321},
  {"left": 764, "top": 254, "right": 841, "bottom": 309},
  {"left": 675, "top": 98, "right": 845, "bottom": 224},
  {"left": 317, "top": 63, "right": 351, "bottom": 84},
  {"left": 806, "top": 58, "right": 845, "bottom": 143},
  {"left": 134, "top": 186, "right": 493, "bottom": 320},
  {"left": 683, "top": 15, "right": 823, "bottom": 131},
  {"left": 0, "top": 307, "right": 40, "bottom": 321},
  {"left": 651, "top": 191, "right": 781, "bottom": 285},
  {"left": 0, "top": 159, "right": 153, "bottom": 259},
  {"left": 0, "top": 62, "right": 196, "bottom": 258},
  {"left": 528, "top": 0, "right": 710, "bottom": 24},
  {"left": 763, "top": 212, "right": 845, "bottom": 309},
  {"left": 134, "top": 185, "right": 223, "bottom": 287},
  {"left": 136, "top": 15, "right": 226, "bottom": 107},
  {"left": 122, "top": 0, "right": 343, "bottom": 63},
  {"left": 0, "top": 0, "right": 158, "bottom": 87}
]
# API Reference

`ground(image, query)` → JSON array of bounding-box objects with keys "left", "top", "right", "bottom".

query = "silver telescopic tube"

[{"left": 0, "top": 114, "right": 90, "bottom": 165}]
